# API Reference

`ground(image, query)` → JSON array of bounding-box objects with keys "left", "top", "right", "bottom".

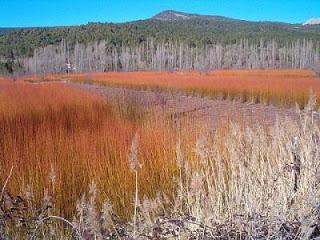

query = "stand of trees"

[{"left": 21, "top": 38, "right": 320, "bottom": 74}]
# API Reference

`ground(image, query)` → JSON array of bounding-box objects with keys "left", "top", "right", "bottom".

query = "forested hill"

[
  {"left": 1, "top": 10, "right": 320, "bottom": 58},
  {"left": 1, "top": 10, "right": 320, "bottom": 74},
  {"left": 0, "top": 28, "right": 17, "bottom": 36}
]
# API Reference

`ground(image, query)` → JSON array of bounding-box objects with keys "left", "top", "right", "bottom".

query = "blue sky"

[{"left": 0, "top": 0, "right": 319, "bottom": 27}]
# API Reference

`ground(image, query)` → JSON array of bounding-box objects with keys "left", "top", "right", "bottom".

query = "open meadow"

[{"left": 1, "top": 70, "right": 320, "bottom": 238}]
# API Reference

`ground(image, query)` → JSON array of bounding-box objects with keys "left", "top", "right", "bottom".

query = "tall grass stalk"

[{"left": 128, "top": 132, "right": 141, "bottom": 239}]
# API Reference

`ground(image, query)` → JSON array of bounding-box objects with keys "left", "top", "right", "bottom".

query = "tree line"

[{"left": 20, "top": 38, "right": 320, "bottom": 74}]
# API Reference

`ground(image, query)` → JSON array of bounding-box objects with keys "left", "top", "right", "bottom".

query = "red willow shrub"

[
  {"left": 60, "top": 69, "right": 320, "bottom": 107},
  {"left": 0, "top": 80, "right": 191, "bottom": 219}
]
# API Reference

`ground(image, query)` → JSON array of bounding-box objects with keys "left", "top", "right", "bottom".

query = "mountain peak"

[
  {"left": 303, "top": 18, "right": 320, "bottom": 26},
  {"left": 152, "top": 10, "right": 192, "bottom": 21},
  {"left": 152, "top": 10, "right": 234, "bottom": 22}
]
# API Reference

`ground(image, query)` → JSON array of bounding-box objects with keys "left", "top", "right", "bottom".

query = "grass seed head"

[{"left": 128, "top": 132, "right": 141, "bottom": 172}]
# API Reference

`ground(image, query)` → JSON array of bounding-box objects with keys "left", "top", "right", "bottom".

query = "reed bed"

[
  {"left": 38, "top": 69, "right": 320, "bottom": 108},
  {"left": 0, "top": 80, "right": 203, "bottom": 222},
  {"left": 1, "top": 75, "right": 320, "bottom": 238}
]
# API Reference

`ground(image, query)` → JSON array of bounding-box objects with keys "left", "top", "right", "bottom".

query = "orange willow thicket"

[
  {"left": 51, "top": 69, "right": 320, "bottom": 107},
  {"left": 0, "top": 80, "right": 197, "bottom": 219}
]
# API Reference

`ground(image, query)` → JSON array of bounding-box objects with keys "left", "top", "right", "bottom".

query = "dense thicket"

[{"left": 1, "top": 15, "right": 320, "bottom": 73}]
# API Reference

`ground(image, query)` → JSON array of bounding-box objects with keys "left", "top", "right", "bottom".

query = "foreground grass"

[
  {"left": 0, "top": 80, "right": 203, "bottom": 221},
  {"left": 0, "top": 78, "right": 320, "bottom": 238}
]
